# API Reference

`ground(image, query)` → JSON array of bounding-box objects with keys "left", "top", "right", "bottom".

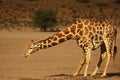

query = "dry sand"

[{"left": 0, "top": 30, "right": 120, "bottom": 80}]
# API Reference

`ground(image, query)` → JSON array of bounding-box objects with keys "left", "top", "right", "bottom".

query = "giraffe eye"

[{"left": 30, "top": 48, "right": 33, "bottom": 49}]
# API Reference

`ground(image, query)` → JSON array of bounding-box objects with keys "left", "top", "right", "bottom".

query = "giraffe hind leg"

[
  {"left": 101, "top": 40, "right": 114, "bottom": 77},
  {"left": 83, "top": 50, "right": 91, "bottom": 77}
]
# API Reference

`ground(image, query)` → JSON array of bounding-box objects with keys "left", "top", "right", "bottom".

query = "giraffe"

[{"left": 24, "top": 18, "right": 117, "bottom": 77}]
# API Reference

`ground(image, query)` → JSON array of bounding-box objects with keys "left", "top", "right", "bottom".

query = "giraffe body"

[{"left": 24, "top": 18, "right": 117, "bottom": 77}]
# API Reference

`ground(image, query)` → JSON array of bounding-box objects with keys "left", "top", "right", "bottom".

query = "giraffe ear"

[{"left": 31, "top": 40, "right": 34, "bottom": 43}]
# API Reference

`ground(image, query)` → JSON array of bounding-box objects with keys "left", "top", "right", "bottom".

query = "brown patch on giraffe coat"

[
  {"left": 99, "top": 36, "right": 103, "bottom": 41},
  {"left": 48, "top": 45, "right": 52, "bottom": 47},
  {"left": 53, "top": 36, "right": 57, "bottom": 41},
  {"left": 51, "top": 42, "right": 58, "bottom": 46},
  {"left": 94, "top": 34, "right": 98, "bottom": 40},
  {"left": 84, "top": 27, "right": 89, "bottom": 35},
  {"left": 46, "top": 36, "right": 54, "bottom": 42},
  {"left": 56, "top": 32, "right": 64, "bottom": 38},
  {"left": 77, "top": 29, "right": 81, "bottom": 33},
  {"left": 77, "top": 19, "right": 82, "bottom": 23},
  {"left": 79, "top": 30, "right": 83, "bottom": 36},
  {"left": 43, "top": 40, "right": 47, "bottom": 44},
  {"left": 75, "top": 34, "right": 81, "bottom": 40},
  {"left": 88, "top": 32, "right": 93, "bottom": 38},
  {"left": 70, "top": 25, "right": 76, "bottom": 34},
  {"left": 84, "top": 20, "right": 89, "bottom": 25},
  {"left": 63, "top": 28, "right": 69, "bottom": 34},
  {"left": 95, "top": 23, "right": 98, "bottom": 26},
  {"left": 77, "top": 23, "right": 83, "bottom": 29},
  {"left": 88, "top": 26, "right": 92, "bottom": 30},
  {"left": 99, "top": 31, "right": 103, "bottom": 35},
  {"left": 92, "top": 27, "right": 96, "bottom": 33},
  {"left": 47, "top": 39, "right": 51, "bottom": 43},
  {"left": 97, "top": 31, "right": 103, "bottom": 35},
  {"left": 80, "top": 37, "right": 87, "bottom": 43},
  {"left": 59, "top": 38, "right": 65, "bottom": 43},
  {"left": 90, "top": 21, "right": 94, "bottom": 25},
  {"left": 66, "top": 34, "right": 73, "bottom": 40},
  {"left": 102, "top": 22, "right": 106, "bottom": 27},
  {"left": 43, "top": 45, "right": 47, "bottom": 49},
  {"left": 99, "top": 26, "right": 103, "bottom": 30}
]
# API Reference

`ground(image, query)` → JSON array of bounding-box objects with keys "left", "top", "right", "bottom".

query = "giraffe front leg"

[
  {"left": 73, "top": 54, "right": 86, "bottom": 76},
  {"left": 83, "top": 52, "right": 91, "bottom": 77},
  {"left": 91, "top": 52, "right": 107, "bottom": 77},
  {"left": 91, "top": 43, "right": 107, "bottom": 77}
]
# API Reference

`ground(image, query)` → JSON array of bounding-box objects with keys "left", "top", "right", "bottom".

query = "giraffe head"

[{"left": 24, "top": 40, "right": 39, "bottom": 58}]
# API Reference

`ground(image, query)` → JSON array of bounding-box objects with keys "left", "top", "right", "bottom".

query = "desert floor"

[{"left": 0, "top": 30, "right": 120, "bottom": 80}]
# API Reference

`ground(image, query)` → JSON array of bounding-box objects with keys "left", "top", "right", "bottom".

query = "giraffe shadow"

[
  {"left": 107, "top": 72, "right": 120, "bottom": 77},
  {"left": 49, "top": 72, "right": 120, "bottom": 78},
  {"left": 49, "top": 74, "right": 73, "bottom": 77},
  {"left": 18, "top": 73, "right": 120, "bottom": 80}
]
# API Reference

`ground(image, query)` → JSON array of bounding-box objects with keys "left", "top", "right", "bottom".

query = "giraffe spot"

[
  {"left": 92, "top": 27, "right": 96, "bottom": 33},
  {"left": 66, "top": 34, "right": 73, "bottom": 40},
  {"left": 94, "top": 20, "right": 99, "bottom": 23},
  {"left": 53, "top": 36, "right": 58, "bottom": 41},
  {"left": 88, "top": 26, "right": 92, "bottom": 30},
  {"left": 59, "top": 38, "right": 65, "bottom": 43},
  {"left": 39, "top": 44, "right": 42, "bottom": 49},
  {"left": 47, "top": 39, "right": 51, "bottom": 43},
  {"left": 99, "top": 26, "right": 102, "bottom": 30},
  {"left": 77, "top": 29, "right": 81, "bottom": 33},
  {"left": 95, "top": 23, "right": 98, "bottom": 26},
  {"left": 75, "top": 34, "right": 81, "bottom": 40},
  {"left": 77, "top": 19, "right": 82, "bottom": 23},
  {"left": 88, "top": 32, "right": 93, "bottom": 38},
  {"left": 51, "top": 42, "right": 58, "bottom": 46},
  {"left": 99, "top": 31, "right": 103, "bottom": 35},
  {"left": 102, "top": 23, "right": 105, "bottom": 27},
  {"left": 56, "top": 32, "right": 64, "bottom": 38},
  {"left": 48, "top": 36, "right": 54, "bottom": 39},
  {"left": 70, "top": 25, "right": 76, "bottom": 34},
  {"left": 63, "top": 28, "right": 69, "bottom": 34},
  {"left": 99, "top": 36, "right": 103, "bottom": 41},
  {"left": 43, "top": 45, "right": 47, "bottom": 49},
  {"left": 90, "top": 21, "right": 94, "bottom": 25},
  {"left": 79, "top": 30, "right": 83, "bottom": 36},
  {"left": 77, "top": 23, "right": 83, "bottom": 29},
  {"left": 94, "top": 34, "right": 98, "bottom": 40},
  {"left": 81, "top": 37, "right": 87, "bottom": 43},
  {"left": 43, "top": 40, "right": 47, "bottom": 44},
  {"left": 84, "top": 20, "right": 89, "bottom": 25},
  {"left": 84, "top": 43, "right": 89, "bottom": 48},
  {"left": 106, "top": 33, "right": 113, "bottom": 38},
  {"left": 97, "top": 31, "right": 103, "bottom": 35},
  {"left": 91, "top": 36, "right": 94, "bottom": 40},
  {"left": 84, "top": 27, "right": 89, "bottom": 35},
  {"left": 48, "top": 45, "right": 52, "bottom": 47},
  {"left": 97, "top": 31, "right": 99, "bottom": 34}
]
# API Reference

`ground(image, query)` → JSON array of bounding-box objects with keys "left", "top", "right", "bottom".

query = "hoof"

[
  {"left": 90, "top": 74, "right": 96, "bottom": 77},
  {"left": 73, "top": 73, "right": 79, "bottom": 76},
  {"left": 100, "top": 74, "right": 106, "bottom": 78}
]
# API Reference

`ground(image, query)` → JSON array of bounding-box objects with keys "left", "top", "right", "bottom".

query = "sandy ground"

[{"left": 0, "top": 30, "right": 120, "bottom": 80}]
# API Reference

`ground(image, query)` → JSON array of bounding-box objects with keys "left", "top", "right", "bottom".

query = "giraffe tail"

[
  {"left": 113, "top": 46, "right": 117, "bottom": 61},
  {"left": 113, "top": 28, "right": 117, "bottom": 61}
]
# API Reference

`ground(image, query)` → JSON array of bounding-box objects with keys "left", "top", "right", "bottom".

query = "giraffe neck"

[{"left": 36, "top": 26, "right": 76, "bottom": 49}]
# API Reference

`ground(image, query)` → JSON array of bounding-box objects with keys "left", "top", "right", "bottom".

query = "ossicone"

[{"left": 31, "top": 40, "right": 34, "bottom": 43}]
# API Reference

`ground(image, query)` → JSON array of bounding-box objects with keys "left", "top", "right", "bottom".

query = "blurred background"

[{"left": 0, "top": 0, "right": 120, "bottom": 32}]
